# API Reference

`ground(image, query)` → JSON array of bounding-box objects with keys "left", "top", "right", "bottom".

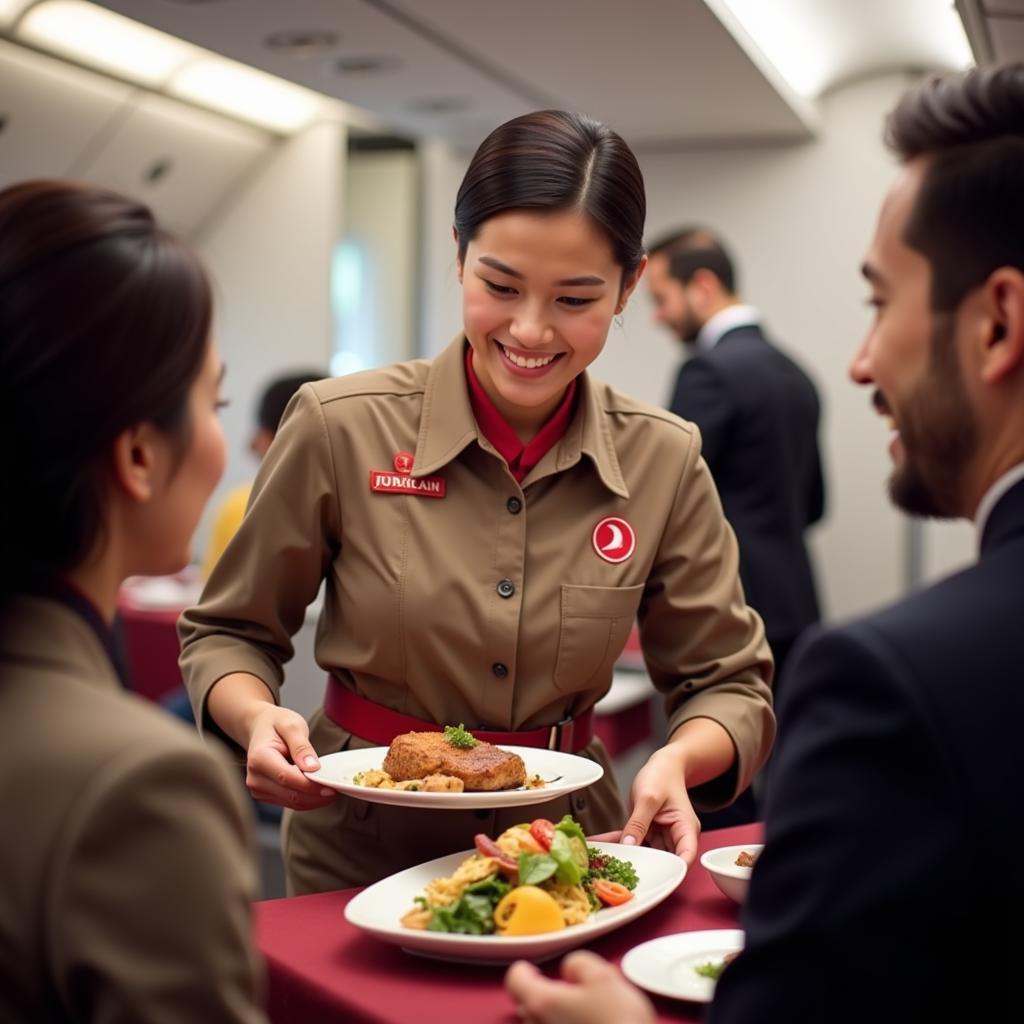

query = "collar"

[
  {"left": 0, "top": 591, "right": 125, "bottom": 692},
  {"left": 975, "top": 461, "right": 1024, "bottom": 552},
  {"left": 411, "top": 337, "right": 483, "bottom": 477},
  {"left": 464, "top": 346, "right": 577, "bottom": 483},
  {"left": 51, "top": 579, "right": 128, "bottom": 686},
  {"left": 696, "top": 303, "right": 761, "bottom": 352},
  {"left": 414, "top": 336, "right": 629, "bottom": 498}
]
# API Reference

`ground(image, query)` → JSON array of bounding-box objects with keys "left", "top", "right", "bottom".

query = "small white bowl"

[{"left": 699, "top": 843, "right": 763, "bottom": 904}]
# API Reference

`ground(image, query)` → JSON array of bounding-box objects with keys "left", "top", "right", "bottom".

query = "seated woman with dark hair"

[{"left": 0, "top": 180, "right": 264, "bottom": 1022}]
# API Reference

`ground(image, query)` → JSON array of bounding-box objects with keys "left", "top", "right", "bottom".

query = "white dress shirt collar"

[
  {"left": 696, "top": 304, "right": 761, "bottom": 352},
  {"left": 975, "top": 460, "right": 1024, "bottom": 550}
]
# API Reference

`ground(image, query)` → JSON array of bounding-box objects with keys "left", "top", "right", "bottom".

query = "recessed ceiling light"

[
  {"left": 407, "top": 96, "right": 471, "bottom": 114},
  {"left": 265, "top": 29, "right": 339, "bottom": 57},
  {"left": 333, "top": 54, "right": 402, "bottom": 75}
]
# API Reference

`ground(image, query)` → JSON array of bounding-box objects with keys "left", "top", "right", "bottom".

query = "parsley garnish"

[
  {"left": 695, "top": 960, "right": 728, "bottom": 979},
  {"left": 443, "top": 723, "right": 478, "bottom": 749}
]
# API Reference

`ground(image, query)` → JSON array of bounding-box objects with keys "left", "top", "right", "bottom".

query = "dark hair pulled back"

[
  {"left": 0, "top": 180, "right": 212, "bottom": 593},
  {"left": 454, "top": 110, "right": 646, "bottom": 287}
]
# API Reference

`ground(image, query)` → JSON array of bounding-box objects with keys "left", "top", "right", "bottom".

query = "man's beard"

[
  {"left": 677, "top": 309, "right": 702, "bottom": 345},
  {"left": 888, "top": 315, "right": 978, "bottom": 518}
]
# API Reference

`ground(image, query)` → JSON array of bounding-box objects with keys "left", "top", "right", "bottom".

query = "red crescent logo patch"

[
  {"left": 592, "top": 517, "right": 636, "bottom": 563},
  {"left": 394, "top": 451, "right": 415, "bottom": 474}
]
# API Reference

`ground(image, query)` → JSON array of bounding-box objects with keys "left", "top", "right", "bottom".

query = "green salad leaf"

[
  {"left": 518, "top": 852, "right": 559, "bottom": 886},
  {"left": 426, "top": 876, "right": 510, "bottom": 934},
  {"left": 554, "top": 814, "right": 588, "bottom": 847},
  {"left": 549, "top": 831, "right": 585, "bottom": 885}
]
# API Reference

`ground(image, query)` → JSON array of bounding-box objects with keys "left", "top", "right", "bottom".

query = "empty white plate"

[{"left": 621, "top": 929, "right": 744, "bottom": 1002}]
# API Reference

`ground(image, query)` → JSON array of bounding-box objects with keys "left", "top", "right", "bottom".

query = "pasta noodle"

[
  {"left": 423, "top": 853, "right": 498, "bottom": 907},
  {"left": 546, "top": 882, "right": 591, "bottom": 926}
]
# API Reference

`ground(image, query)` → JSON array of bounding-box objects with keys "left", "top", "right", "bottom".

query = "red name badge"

[{"left": 369, "top": 470, "right": 446, "bottom": 498}]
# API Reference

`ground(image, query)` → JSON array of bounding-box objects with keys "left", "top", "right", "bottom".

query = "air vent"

[
  {"left": 265, "top": 29, "right": 338, "bottom": 57},
  {"left": 144, "top": 156, "right": 173, "bottom": 184},
  {"left": 333, "top": 55, "right": 401, "bottom": 75},
  {"left": 407, "top": 96, "right": 471, "bottom": 114}
]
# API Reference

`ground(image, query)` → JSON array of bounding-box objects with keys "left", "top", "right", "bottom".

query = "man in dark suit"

[
  {"left": 647, "top": 230, "right": 825, "bottom": 827},
  {"left": 506, "top": 62, "right": 1024, "bottom": 1024},
  {"left": 646, "top": 230, "right": 825, "bottom": 686}
]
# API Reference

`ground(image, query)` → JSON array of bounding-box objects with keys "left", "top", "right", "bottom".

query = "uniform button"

[
  {"left": 506, "top": 496, "right": 522, "bottom": 514},
  {"left": 496, "top": 578, "right": 516, "bottom": 599},
  {"left": 492, "top": 662, "right": 509, "bottom": 679}
]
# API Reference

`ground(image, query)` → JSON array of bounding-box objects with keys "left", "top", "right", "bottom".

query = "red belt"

[{"left": 324, "top": 679, "right": 593, "bottom": 754}]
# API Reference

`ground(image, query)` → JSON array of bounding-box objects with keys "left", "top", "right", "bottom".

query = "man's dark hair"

[
  {"left": 647, "top": 226, "right": 737, "bottom": 294},
  {"left": 885, "top": 62, "right": 1024, "bottom": 311},
  {"left": 257, "top": 371, "right": 325, "bottom": 435}
]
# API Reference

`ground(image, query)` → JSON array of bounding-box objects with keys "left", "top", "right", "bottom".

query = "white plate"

[
  {"left": 306, "top": 746, "right": 604, "bottom": 809},
  {"left": 345, "top": 842, "right": 686, "bottom": 964},
  {"left": 621, "top": 929, "right": 744, "bottom": 1003}
]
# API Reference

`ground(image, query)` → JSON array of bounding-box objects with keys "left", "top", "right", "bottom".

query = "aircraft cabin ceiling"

[
  {"left": 71, "top": 0, "right": 981, "bottom": 150},
  {"left": 958, "top": 0, "right": 1024, "bottom": 65},
  {"left": 1, "top": 0, "right": 1016, "bottom": 237}
]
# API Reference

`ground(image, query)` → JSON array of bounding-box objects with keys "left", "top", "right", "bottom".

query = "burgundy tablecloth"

[
  {"left": 116, "top": 602, "right": 185, "bottom": 702},
  {"left": 254, "top": 822, "right": 762, "bottom": 1023}
]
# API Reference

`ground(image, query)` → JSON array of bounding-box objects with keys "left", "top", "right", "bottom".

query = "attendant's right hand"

[{"left": 244, "top": 705, "right": 337, "bottom": 810}]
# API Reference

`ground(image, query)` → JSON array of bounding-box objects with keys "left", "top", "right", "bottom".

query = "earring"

[{"left": 613, "top": 314, "right": 624, "bottom": 329}]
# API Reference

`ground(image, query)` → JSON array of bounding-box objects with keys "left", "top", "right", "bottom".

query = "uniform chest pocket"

[{"left": 553, "top": 584, "right": 645, "bottom": 694}]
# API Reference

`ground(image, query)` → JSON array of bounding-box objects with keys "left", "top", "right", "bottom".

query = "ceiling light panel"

[
  {"left": 169, "top": 56, "right": 323, "bottom": 132},
  {"left": 17, "top": 0, "right": 199, "bottom": 87},
  {"left": 714, "top": 0, "right": 973, "bottom": 99},
  {"left": 0, "top": 0, "right": 34, "bottom": 30}
]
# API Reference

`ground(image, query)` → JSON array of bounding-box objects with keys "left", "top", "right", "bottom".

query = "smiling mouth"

[
  {"left": 872, "top": 390, "right": 898, "bottom": 432},
  {"left": 497, "top": 341, "right": 563, "bottom": 370}
]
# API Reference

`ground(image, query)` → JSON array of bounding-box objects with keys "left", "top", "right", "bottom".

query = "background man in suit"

[
  {"left": 646, "top": 229, "right": 825, "bottom": 686},
  {"left": 202, "top": 368, "right": 325, "bottom": 578},
  {"left": 506, "top": 61, "right": 1024, "bottom": 1024},
  {"left": 646, "top": 229, "right": 825, "bottom": 826}
]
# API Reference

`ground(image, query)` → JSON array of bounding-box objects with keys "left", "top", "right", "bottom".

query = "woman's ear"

[
  {"left": 979, "top": 267, "right": 1024, "bottom": 385},
  {"left": 110, "top": 423, "right": 161, "bottom": 503},
  {"left": 616, "top": 254, "right": 649, "bottom": 314},
  {"left": 453, "top": 226, "right": 463, "bottom": 284}
]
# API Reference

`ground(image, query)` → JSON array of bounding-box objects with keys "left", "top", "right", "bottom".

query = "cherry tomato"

[
  {"left": 473, "top": 833, "right": 518, "bottom": 875},
  {"left": 592, "top": 880, "right": 634, "bottom": 906},
  {"left": 529, "top": 818, "right": 555, "bottom": 851}
]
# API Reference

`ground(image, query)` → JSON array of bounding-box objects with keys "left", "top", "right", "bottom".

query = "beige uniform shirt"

[
  {"left": 0, "top": 594, "right": 264, "bottom": 1024},
  {"left": 180, "top": 337, "right": 773, "bottom": 893}
]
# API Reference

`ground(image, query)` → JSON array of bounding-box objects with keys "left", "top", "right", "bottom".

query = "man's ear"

[
  {"left": 110, "top": 423, "right": 161, "bottom": 503},
  {"left": 978, "top": 267, "right": 1024, "bottom": 385},
  {"left": 616, "top": 254, "right": 649, "bottom": 314}
]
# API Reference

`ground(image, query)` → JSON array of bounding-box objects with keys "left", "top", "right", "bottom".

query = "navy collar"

[
  {"left": 980, "top": 476, "right": 1024, "bottom": 555},
  {"left": 34, "top": 579, "right": 129, "bottom": 687}
]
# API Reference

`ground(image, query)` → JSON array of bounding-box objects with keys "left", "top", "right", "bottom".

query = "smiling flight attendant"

[{"left": 179, "top": 110, "right": 775, "bottom": 894}]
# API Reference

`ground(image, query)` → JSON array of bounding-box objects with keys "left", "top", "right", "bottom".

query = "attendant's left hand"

[
  {"left": 505, "top": 951, "right": 655, "bottom": 1024},
  {"left": 600, "top": 744, "right": 701, "bottom": 863}
]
